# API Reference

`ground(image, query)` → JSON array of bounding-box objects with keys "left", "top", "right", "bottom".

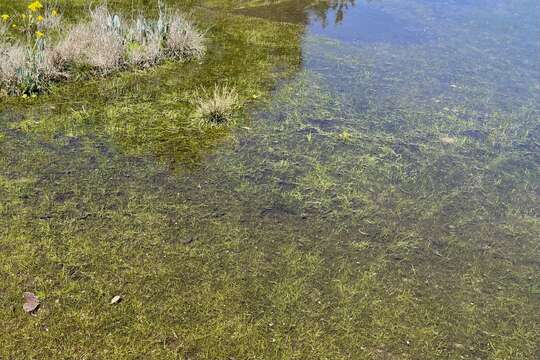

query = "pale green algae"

[{"left": 0, "top": 0, "right": 539, "bottom": 358}]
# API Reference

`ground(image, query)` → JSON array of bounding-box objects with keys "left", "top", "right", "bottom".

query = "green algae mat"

[{"left": 0, "top": 0, "right": 539, "bottom": 358}]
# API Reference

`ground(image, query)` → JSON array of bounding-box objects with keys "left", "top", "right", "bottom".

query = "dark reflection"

[
  {"left": 234, "top": 0, "right": 319, "bottom": 24},
  {"left": 235, "top": 0, "right": 358, "bottom": 25},
  {"left": 309, "top": 1, "right": 429, "bottom": 44},
  {"left": 236, "top": 0, "right": 430, "bottom": 45},
  {"left": 310, "top": 0, "right": 357, "bottom": 26}
]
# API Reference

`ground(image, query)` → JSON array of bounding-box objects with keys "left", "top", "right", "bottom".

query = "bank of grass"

[{"left": 0, "top": 3, "right": 205, "bottom": 95}]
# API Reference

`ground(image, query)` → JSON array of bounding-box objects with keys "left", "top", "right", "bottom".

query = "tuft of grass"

[
  {"left": 41, "top": 2, "right": 63, "bottom": 31},
  {"left": 54, "top": 5, "right": 206, "bottom": 74},
  {"left": 0, "top": 44, "right": 27, "bottom": 90},
  {"left": 0, "top": 40, "right": 65, "bottom": 95},
  {"left": 166, "top": 13, "right": 206, "bottom": 60},
  {"left": 125, "top": 15, "right": 163, "bottom": 67},
  {"left": 193, "top": 84, "right": 241, "bottom": 125},
  {"left": 55, "top": 5, "right": 125, "bottom": 74},
  {"left": 0, "top": 20, "right": 7, "bottom": 37}
]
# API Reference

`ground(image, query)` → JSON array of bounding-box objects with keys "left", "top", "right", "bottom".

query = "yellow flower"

[
  {"left": 35, "top": 30, "right": 44, "bottom": 38},
  {"left": 28, "top": 1, "right": 43, "bottom": 12},
  {"left": 37, "top": 15, "right": 44, "bottom": 22},
  {"left": 1, "top": 14, "right": 9, "bottom": 21},
  {"left": 51, "top": 9, "right": 58, "bottom": 17},
  {"left": 12, "top": 23, "right": 17, "bottom": 28}
]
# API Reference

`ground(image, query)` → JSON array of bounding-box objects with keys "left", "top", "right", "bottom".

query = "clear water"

[{"left": 201, "top": 0, "right": 540, "bottom": 353}]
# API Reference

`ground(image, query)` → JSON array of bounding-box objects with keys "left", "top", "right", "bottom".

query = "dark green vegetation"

[{"left": 1, "top": 0, "right": 539, "bottom": 358}]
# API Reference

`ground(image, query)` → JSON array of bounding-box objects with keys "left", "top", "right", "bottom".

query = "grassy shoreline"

[{"left": 1, "top": 3, "right": 206, "bottom": 96}]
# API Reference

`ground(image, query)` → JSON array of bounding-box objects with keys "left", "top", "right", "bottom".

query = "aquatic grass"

[{"left": 0, "top": 0, "right": 538, "bottom": 358}]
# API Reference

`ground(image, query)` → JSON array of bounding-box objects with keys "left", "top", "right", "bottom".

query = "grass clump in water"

[
  {"left": 193, "top": 84, "right": 241, "bottom": 125},
  {"left": 0, "top": 2, "right": 205, "bottom": 95}
]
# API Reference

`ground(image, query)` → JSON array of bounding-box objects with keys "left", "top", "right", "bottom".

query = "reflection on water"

[
  {"left": 237, "top": 0, "right": 430, "bottom": 44},
  {"left": 310, "top": 0, "right": 356, "bottom": 26},
  {"left": 235, "top": 0, "right": 318, "bottom": 24},
  {"left": 308, "top": 0, "right": 430, "bottom": 44}
]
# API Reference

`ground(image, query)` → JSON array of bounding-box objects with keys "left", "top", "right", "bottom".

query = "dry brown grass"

[
  {"left": 0, "top": 43, "right": 64, "bottom": 95},
  {"left": 40, "top": 4, "right": 63, "bottom": 31},
  {"left": 166, "top": 14, "right": 206, "bottom": 60},
  {"left": 54, "top": 6, "right": 124, "bottom": 74},
  {"left": 126, "top": 35, "right": 162, "bottom": 67},
  {"left": 54, "top": 6, "right": 205, "bottom": 73},
  {"left": 0, "top": 4, "right": 206, "bottom": 94},
  {"left": 0, "top": 22, "right": 8, "bottom": 37},
  {"left": 125, "top": 16, "right": 163, "bottom": 67},
  {"left": 0, "top": 44, "right": 27, "bottom": 90}
]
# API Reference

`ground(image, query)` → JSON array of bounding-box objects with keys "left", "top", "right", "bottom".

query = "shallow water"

[{"left": 1, "top": 0, "right": 539, "bottom": 358}]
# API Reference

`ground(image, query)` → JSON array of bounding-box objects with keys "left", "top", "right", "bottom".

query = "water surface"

[{"left": 0, "top": 0, "right": 538, "bottom": 358}]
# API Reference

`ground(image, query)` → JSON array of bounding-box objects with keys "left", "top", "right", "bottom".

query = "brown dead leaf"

[{"left": 22, "top": 292, "right": 40, "bottom": 314}]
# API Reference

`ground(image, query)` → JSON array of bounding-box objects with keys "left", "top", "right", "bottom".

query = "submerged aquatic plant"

[{"left": 193, "top": 85, "right": 241, "bottom": 125}]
